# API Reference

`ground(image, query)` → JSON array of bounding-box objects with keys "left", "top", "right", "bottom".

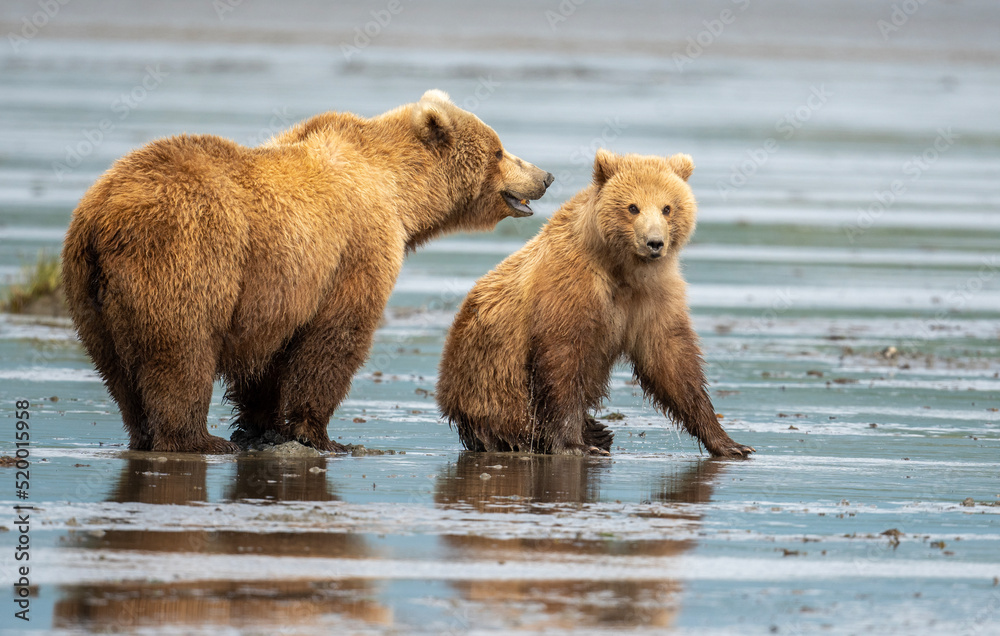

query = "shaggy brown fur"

[
  {"left": 437, "top": 150, "right": 754, "bottom": 458},
  {"left": 61, "top": 90, "right": 553, "bottom": 454}
]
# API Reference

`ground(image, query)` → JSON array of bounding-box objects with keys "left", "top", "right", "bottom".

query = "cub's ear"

[
  {"left": 420, "top": 89, "right": 453, "bottom": 105},
  {"left": 667, "top": 153, "right": 695, "bottom": 181},
  {"left": 592, "top": 148, "right": 621, "bottom": 188},
  {"left": 412, "top": 99, "right": 453, "bottom": 147}
]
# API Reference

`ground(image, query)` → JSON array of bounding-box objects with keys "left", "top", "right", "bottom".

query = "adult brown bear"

[
  {"left": 61, "top": 90, "right": 552, "bottom": 454},
  {"left": 437, "top": 150, "right": 754, "bottom": 458}
]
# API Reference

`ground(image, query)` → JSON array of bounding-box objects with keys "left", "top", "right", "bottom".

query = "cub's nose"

[
  {"left": 647, "top": 238, "right": 664, "bottom": 253},
  {"left": 543, "top": 172, "right": 554, "bottom": 189}
]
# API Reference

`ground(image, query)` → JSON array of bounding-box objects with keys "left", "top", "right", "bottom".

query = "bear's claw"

[
  {"left": 708, "top": 442, "right": 756, "bottom": 459},
  {"left": 583, "top": 415, "right": 614, "bottom": 452},
  {"left": 300, "top": 437, "right": 349, "bottom": 454},
  {"left": 553, "top": 443, "right": 611, "bottom": 456},
  {"left": 187, "top": 435, "right": 240, "bottom": 455}
]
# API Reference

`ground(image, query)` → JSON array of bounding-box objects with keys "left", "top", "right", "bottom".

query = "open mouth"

[{"left": 502, "top": 192, "right": 533, "bottom": 217}]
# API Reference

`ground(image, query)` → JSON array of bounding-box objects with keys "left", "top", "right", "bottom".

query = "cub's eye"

[
  {"left": 662, "top": 205, "right": 671, "bottom": 216},
  {"left": 495, "top": 149, "right": 503, "bottom": 160},
  {"left": 628, "top": 204, "right": 640, "bottom": 215}
]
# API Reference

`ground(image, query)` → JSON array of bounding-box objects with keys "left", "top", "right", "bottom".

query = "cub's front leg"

[{"left": 630, "top": 317, "right": 755, "bottom": 458}]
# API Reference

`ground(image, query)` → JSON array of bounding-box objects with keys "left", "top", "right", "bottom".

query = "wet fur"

[
  {"left": 438, "top": 150, "right": 754, "bottom": 458},
  {"left": 61, "top": 90, "right": 552, "bottom": 454}
]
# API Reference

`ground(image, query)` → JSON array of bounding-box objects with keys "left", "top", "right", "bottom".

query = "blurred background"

[
  {"left": 2, "top": 0, "right": 999, "bottom": 314},
  {"left": 1, "top": 2, "right": 999, "bottom": 634}
]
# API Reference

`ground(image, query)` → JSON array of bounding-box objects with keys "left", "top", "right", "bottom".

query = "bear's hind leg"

[
  {"left": 101, "top": 364, "right": 150, "bottom": 450},
  {"left": 116, "top": 375, "right": 151, "bottom": 451},
  {"left": 454, "top": 414, "right": 486, "bottom": 452},
  {"left": 273, "top": 328, "right": 354, "bottom": 451},
  {"left": 527, "top": 344, "right": 611, "bottom": 456},
  {"left": 274, "top": 274, "right": 393, "bottom": 452},
  {"left": 74, "top": 311, "right": 152, "bottom": 450},
  {"left": 137, "top": 341, "right": 238, "bottom": 454}
]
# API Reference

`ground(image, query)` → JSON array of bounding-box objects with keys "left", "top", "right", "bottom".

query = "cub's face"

[
  {"left": 591, "top": 150, "right": 697, "bottom": 263},
  {"left": 412, "top": 90, "right": 553, "bottom": 233}
]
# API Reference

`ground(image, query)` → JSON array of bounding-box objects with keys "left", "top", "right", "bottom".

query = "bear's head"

[
  {"left": 589, "top": 149, "right": 697, "bottom": 265},
  {"left": 411, "top": 90, "right": 553, "bottom": 237}
]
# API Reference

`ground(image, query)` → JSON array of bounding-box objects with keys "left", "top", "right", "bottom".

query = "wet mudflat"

[{"left": 1, "top": 1, "right": 999, "bottom": 634}]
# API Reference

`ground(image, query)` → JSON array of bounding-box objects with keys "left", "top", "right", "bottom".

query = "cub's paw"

[{"left": 707, "top": 441, "right": 756, "bottom": 459}]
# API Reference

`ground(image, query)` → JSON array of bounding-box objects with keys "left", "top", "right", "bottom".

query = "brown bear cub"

[
  {"left": 61, "top": 90, "right": 552, "bottom": 454},
  {"left": 437, "top": 150, "right": 755, "bottom": 458}
]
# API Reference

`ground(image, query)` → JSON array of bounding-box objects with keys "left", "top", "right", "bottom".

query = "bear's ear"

[
  {"left": 412, "top": 99, "right": 453, "bottom": 148},
  {"left": 420, "top": 89, "right": 453, "bottom": 105},
  {"left": 667, "top": 153, "right": 695, "bottom": 181},
  {"left": 592, "top": 148, "right": 620, "bottom": 188}
]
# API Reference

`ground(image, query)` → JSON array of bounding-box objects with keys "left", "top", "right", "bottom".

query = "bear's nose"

[
  {"left": 543, "top": 172, "right": 554, "bottom": 189},
  {"left": 647, "top": 238, "right": 664, "bottom": 253}
]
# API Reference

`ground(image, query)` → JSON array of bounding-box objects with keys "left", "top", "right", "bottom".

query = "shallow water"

[{"left": 1, "top": 2, "right": 999, "bottom": 634}]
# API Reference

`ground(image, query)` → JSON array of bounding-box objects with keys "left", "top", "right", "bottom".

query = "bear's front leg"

[
  {"left": 226, "top": 361, "right": 284, "bottom": 449},
  {"left": 276, "top": 266, "right": 393, "bottom": 453},
  {"left": 630, "top": 318, "right": 755, "bottom": 459}
]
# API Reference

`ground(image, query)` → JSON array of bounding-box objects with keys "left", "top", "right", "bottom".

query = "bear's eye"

[
  {"left": 662, "top": 205, "right": 671, "bottom": 216},
  {"left": 495, "top": 149, "right": 503, "bottom": 161},
  {"left": 628, "top": 204, "right": 640, "bottom": 215}
]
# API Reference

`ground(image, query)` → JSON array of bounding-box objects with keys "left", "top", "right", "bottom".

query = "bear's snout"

[
  {"left": 500, "top": 156, "right": 554, "bottom": 217},
  {"left": 634, "top": 212, "right": 669, "bottom": 260},
  {"left": 646, "top": 237, "right": 665, "bottom": 256},
  {"left": 519, "top": 163, "right": 554, "bottom": 199}
]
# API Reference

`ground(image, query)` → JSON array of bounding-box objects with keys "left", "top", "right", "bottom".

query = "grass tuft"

[{"left": 3, "top": 252, "right": 63, "bottom": 313}]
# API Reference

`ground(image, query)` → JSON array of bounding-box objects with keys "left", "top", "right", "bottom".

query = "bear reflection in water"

[
  {"left": 53, "top": 454, "right": 389, "bottom": 631},
  {"left": 434, "top": 453, "right": 726, "bottom": 629}
]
